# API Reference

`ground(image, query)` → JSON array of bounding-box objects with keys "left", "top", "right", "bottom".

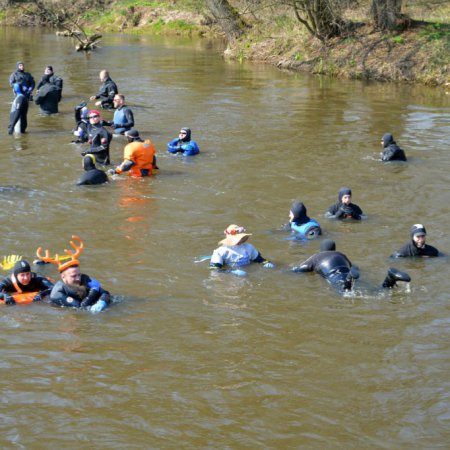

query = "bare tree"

[
  {"left": 371, "top": 0, "right": 404, "bottom": 30},
  {"left": 292, "top": 0, "right": 344, "bottom": 42},
  {"left": 205, "top": 0, "right": 249, "bottom": 41}
]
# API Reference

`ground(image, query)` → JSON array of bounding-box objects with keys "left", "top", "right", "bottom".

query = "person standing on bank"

[
  {"left": 9, "top": 62, "right": 35, "bottom": 100},
  {"left": 325, "top": 187, "right": 364, "bottom": 220},
  {"left": 380, "top": 133, "right": 407, "bottom": 162},
  {"left": 8, "top": 83, "right": 29, "bottom": 135},
  {"left": 89, "top": 70, "right": 118, "bottom": 110},
  {"left": 391, "top": 224, "right": 440, "bottom": 258}
]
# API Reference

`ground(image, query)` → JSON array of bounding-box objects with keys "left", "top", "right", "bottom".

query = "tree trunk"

[
  {"left": 371, "top": 0, "right": 403, "bottom": 30},
  {"left": 293, "top": 0, "right": 344, "bottom": 42},
  {"left": 205, "top": 0, "right": 247, "bottom": 42}
]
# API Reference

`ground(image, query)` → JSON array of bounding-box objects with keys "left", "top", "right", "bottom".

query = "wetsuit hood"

[
  {"left": 13, "top": 260, "right": 31, "bottom": 277},
  {"left": 82, "top": 155, "right": 96, "bottom": 171},
  {"left": 180, "top": 127, "right": 191, "bottom": 142},
  {"left": 320, "top": 239, "right": 336, "bottom": 252},
  {"left": 338, "top": 187, "right": 352, "bottom": 202},
  {"left": 382, "top": 133, "right": 395, "bottom": 147},
  {"left": 16, "top": 61, "right": 24, "bottom": 71},
  {"left": 290, "top": 201, "right": 310, "bottom": 225}
]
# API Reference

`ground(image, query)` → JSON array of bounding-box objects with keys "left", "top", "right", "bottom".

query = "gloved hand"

[
  {"left": 230, "top": 269, "right": 247, "bottom": 277},
  {"left": 107, "top": 168, "right": 117, "bottom": 176},
  {"left": 27, "top": 87, "right": 33, "bottom": 92},
  {"left": 4, "top": 294, "right": 15, "bottom": 305},
  {"left": 81, "top": 151, "right": 87, "bottom": 157},
  {"left": 33, "top": 293, "right": 42, "bottom": 302},
  {"left": 81, "top": 289, "right": 101, "bottom": 308},
  {"left": 90, "top": 299, "right": 107, "bottom": 313},
  {"left": 263, "top": 261, "right": 275, "bottom": 269}
]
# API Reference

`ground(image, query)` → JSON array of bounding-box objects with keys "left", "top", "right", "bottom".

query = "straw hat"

[{"left": 219, "top": 224, "right": 252, "bottom": 246}]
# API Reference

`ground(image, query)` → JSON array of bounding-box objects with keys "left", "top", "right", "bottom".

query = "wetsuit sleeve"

[
  {"left": 0, "top": 278, "right": 14, "bottom": 293},
  {"left": 209, "top": 248, "right": 224, "bottom": 269},
  {"left": 168, "top": 138, "right": 182, "bottom": 153},
  {"left": 325, "top": 203, "right": 339, "bottom": 218},
  {"left": 252, "top": 252, "right": 266, "bottom": 263},
  {"left": 391, "top": 242, "right": 417, "bottom": 258},
  {"left": 50, "top": 282, "right": 81, "bottom": 308},
  {"left": 292, "top": 255, "right": 316, "bottom": 272},
  {"left": 180, "top": 141, "right": 200, "bottom": 156},
  {"left": 122, "top": 108, "right": 134, "bottom": 128},
  {"left": 9, "top": 72, "right": 15, "bottom": 87},
  {"left": 350, "top": 204, "right": 363, "bottom": 220}
]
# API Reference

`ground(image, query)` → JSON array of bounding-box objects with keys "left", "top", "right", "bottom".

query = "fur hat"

[{"left": 219, "top": 224, "right": 252, "bottom": 246}]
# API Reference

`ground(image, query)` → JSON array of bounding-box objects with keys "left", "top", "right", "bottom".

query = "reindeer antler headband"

[{"left": 36, "top": 235, "right": 84, "bottom": 273}]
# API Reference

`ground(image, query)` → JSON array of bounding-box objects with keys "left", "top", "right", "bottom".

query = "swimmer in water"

[
  {"left": 282, "top": 201, "right": 322, "bottom": 238},
  {"left": 391, "top": 224, "right": 440, "bottom": 258},
  {"left": 167, "top": 128, "right": 200, "bottom": 156},
  {"left": 380, "top": 133, "right": 407, "bottom": 162},
  {"left": 325, "top": 187, "right": 364, "bottom": 220}
]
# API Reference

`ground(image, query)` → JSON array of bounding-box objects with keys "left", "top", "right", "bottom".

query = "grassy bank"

[{"left": 1, "top": 0, "right": 449, "bottom": 86}]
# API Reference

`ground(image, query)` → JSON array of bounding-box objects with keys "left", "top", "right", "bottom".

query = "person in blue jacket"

[
  {"left": 108, "top": 94, "right": 134, "bottom": 134},
  {"left": 283, "top": 201, "right": 322, "bottom": 238},
  {"left": 167, "top": 127, "right": 200, "bottom": 156}
]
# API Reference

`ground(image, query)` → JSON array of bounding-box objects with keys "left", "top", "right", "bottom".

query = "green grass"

[{"left": 419, "top": 23, "right": 450, "bottom": 41}]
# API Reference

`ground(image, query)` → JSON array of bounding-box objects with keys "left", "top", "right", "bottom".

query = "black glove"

[
  {"left": 4, "top": 294, "right": 15, "bottom": 305},
  {"left": 75, "top": 101, "right": 87, "bottom": 111},
  {"left": 81, "top": 289, "right": 101, "bottom": 308},
  {"left": 81, "top": 151, "right": 87, "bottom": 156}
]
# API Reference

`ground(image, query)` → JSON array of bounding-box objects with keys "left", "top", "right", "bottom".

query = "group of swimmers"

[
  {"left": 208, "top": 185, "right": 441, "bottom": 295},
  {"left": 3, "top": 61, "right": 440, "bottom": 308}
]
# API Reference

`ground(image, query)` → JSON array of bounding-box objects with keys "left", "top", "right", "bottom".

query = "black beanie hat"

[
  {"left": 410, "top": 224, "right": 427, "bottom": 238},
  {"left": 13, "top": 260, "right": 31, "bottom": 277},
  {"left": 338, "top": 187, "right": 352, "bottom": 202},
  {"left": 320, "top": 239, "right": 336, "bottom": 252}
]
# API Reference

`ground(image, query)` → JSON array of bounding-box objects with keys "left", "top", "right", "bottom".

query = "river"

[{"left": 0, "top": 27, "right": 449, "bottom": 449}]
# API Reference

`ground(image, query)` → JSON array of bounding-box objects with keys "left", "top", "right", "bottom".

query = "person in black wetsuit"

[
  {"left": 9, "top": 62, "right": 35, "bottom": 100},
  {"left": 72, "top": 102, "right": 89, "bottom": 143},
  {"left": 36, "top": 66, "right": 63, "bottom": 100},
  {"left": 77, "top": 154, "right": 109, "bottom": 186},
  {"left": 34, "top": 73, "right": 61, "bottom": 114},
  {"left": 391, "top": 224, "right": 440, "bottom": 258},
  {"left": 8, "top": 83, "right": 29, "bottom": 135},
  {"left": 292, "top": 239, "right": 411, "bottom": 293},
  {"left": 89, "top": 70, "right": 118, "bottom": 110},
  {"left": 84, "top": 110, "right": 112, "bottom": 165},
  {"left": 325, "top": 187, "right": 364, "bottom": 220},
  {"left": 0, "top": 260, "right": 53, "bottom": 305},
  {"left": 50, "top": 264, "right": 111, "bottom": 311},
  {"left": 380, "top": 133, "right": 407, "bottom": 161}
]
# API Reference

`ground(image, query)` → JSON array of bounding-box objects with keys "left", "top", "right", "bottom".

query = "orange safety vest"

[{"left": 123, "top": 139, "right": 157, "bottom": 177}]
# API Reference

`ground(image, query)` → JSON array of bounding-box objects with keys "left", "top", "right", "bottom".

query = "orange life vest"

[{"left": 123, "top": 139, "right": 157, "bottom": 177}]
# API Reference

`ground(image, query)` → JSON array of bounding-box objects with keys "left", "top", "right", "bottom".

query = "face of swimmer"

[
  {"left": 341, "top": 194, "right": 351, "bottom": 205},
  {"left": 61, "top": 266, "right": 81, "bottom": 286},
  {"left": 17, "top": 271, "right": 31, "bottom": 285},
  {"left": 413, "top": 233, "right": 426, "bottom": 249}
]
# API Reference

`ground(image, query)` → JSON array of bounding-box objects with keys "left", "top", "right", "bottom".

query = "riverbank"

[{"left": 1, "top": 1, "right": 448, "bottom": 87}]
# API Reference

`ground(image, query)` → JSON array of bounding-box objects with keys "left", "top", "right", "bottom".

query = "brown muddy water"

[{"left": 0, "top": 27, "right": 449, "bottom": 449}]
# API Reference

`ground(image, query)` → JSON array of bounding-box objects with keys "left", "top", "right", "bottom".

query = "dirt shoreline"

[{"left": 1, "top": 4, "right": 448, "bottom": 87}]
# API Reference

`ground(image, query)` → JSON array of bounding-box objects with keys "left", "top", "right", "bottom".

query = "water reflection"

[{"left": 0, "top": 28, "right": 449, "bottom": 449}]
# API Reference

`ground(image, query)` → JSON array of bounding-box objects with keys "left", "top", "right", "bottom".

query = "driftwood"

[{"left": 74, "top": 33, "right": 102, "bottom": 51}]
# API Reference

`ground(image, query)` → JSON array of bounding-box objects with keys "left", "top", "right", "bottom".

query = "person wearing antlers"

[{"left": 36, "top": 236, "right": 111, "bottom": 312}]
